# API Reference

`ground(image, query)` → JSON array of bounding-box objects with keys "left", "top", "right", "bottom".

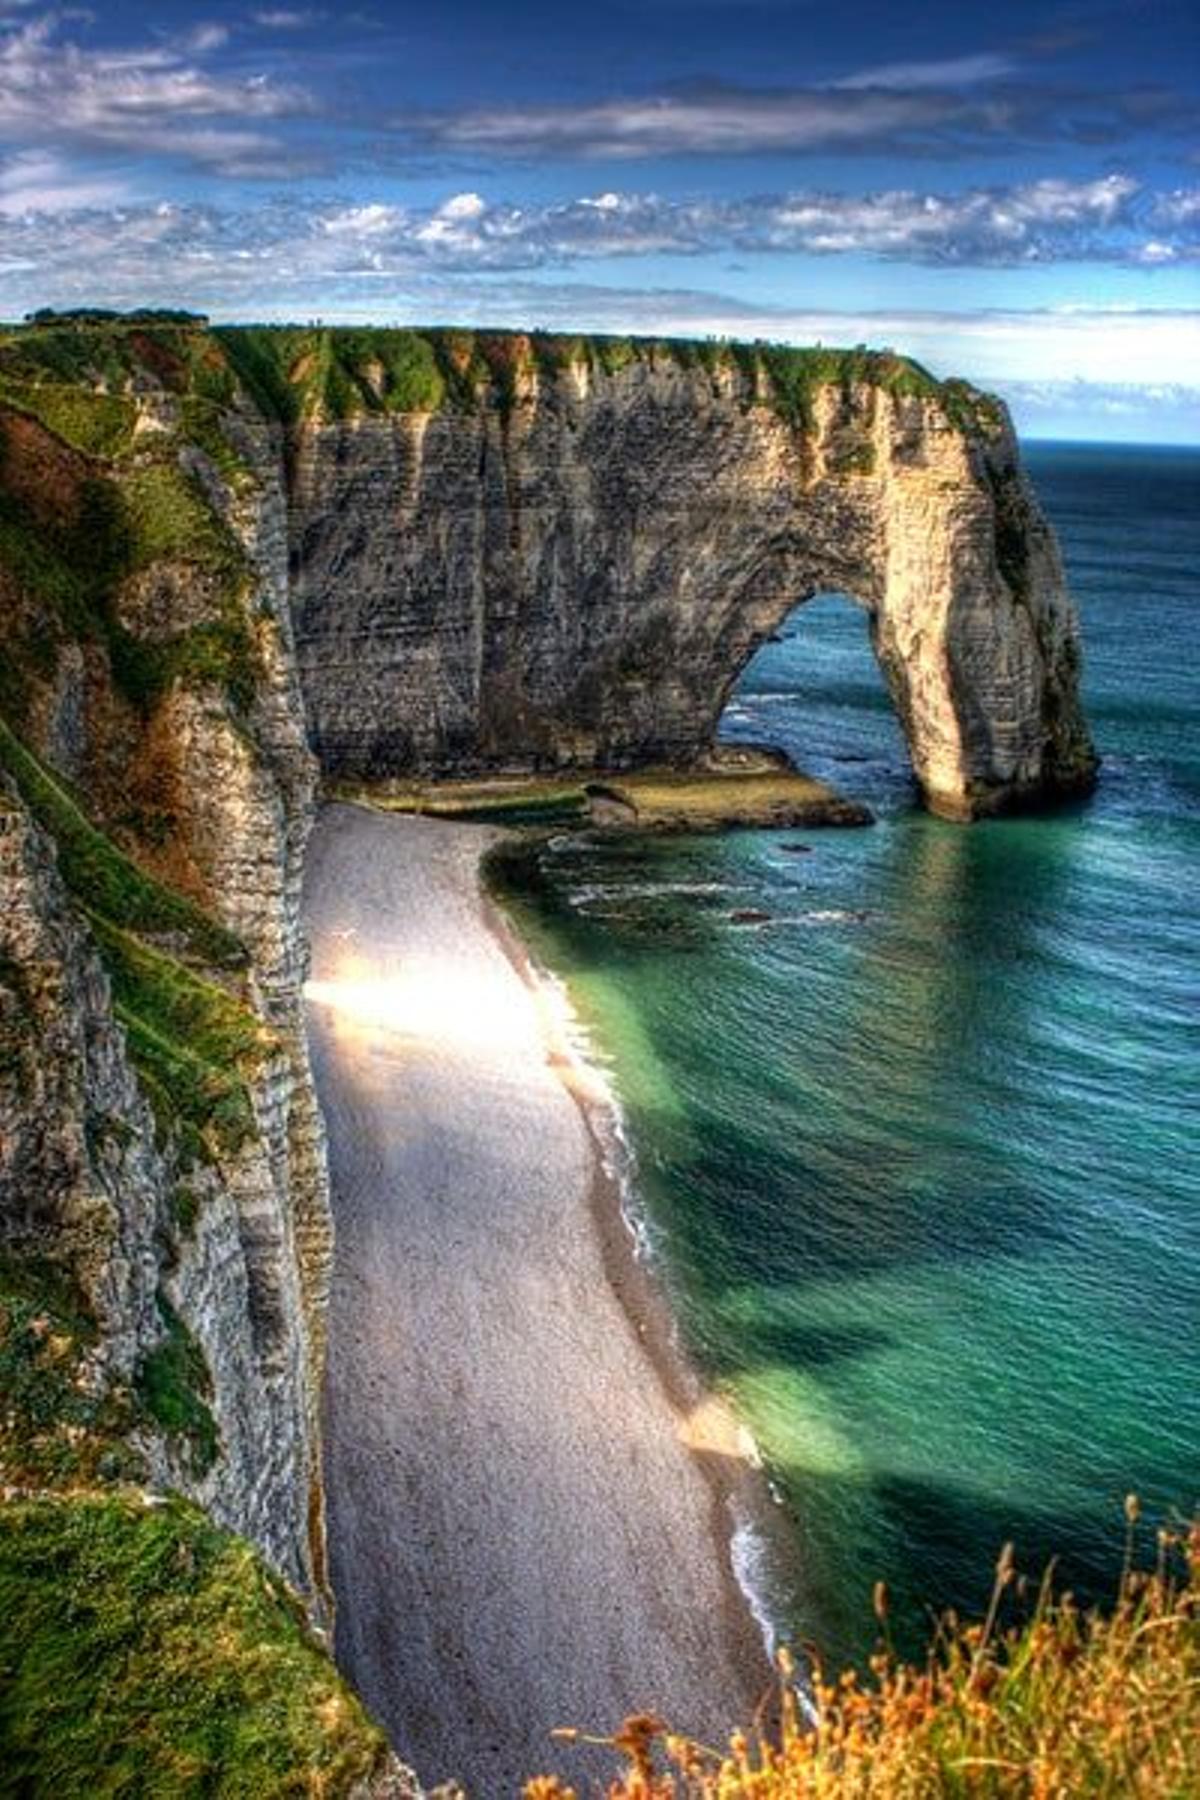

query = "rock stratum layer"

[{"left": 0, "top": 316, "right": 1095, "bottom": 1792}]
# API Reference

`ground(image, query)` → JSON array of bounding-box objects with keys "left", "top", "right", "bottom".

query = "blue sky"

[{"left": 0, "top": 1, "right": 1196, "bottom": 438}]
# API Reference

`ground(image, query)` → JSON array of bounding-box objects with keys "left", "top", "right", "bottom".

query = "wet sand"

[{"left": 304, "top": 804, "right": 770, "bottom": 1796}]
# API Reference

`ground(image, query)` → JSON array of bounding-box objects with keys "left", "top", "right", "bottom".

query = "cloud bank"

[{"left": 0, "top": 174, "right": 1192, "bottom": 296}]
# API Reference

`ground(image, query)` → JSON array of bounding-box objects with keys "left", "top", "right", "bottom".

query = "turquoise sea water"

[{"left": 492, "top": 443, "right": 1200, "bottom": 1667}]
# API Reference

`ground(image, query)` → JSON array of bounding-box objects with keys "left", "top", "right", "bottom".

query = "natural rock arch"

[{"left": 287, "top": 347, "right": 1096, "bottom": 819}]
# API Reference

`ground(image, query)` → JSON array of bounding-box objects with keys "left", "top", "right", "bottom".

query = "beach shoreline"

[
  {"left": 479, "top": 873, "right": 787, "bottom": 1678},
  {"left": 304, "top": 804, "right": 773, "bottom": 1795}
]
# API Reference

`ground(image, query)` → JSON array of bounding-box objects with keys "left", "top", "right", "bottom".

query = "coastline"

[
  {"left": 304, "top": 804, "right": 772, "bottom": 1795},
  {"left": 479, "top": 877, "right": 789, "bottom": 1673}
]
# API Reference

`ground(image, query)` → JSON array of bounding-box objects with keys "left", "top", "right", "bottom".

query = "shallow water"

[{"left": 492, "top": 443, "right": 1200, "bottom": 1666}]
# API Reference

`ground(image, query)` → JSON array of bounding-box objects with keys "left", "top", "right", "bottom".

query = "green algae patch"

[
  {"left": 134, "top": 1296, "right": 218, "bottom": 1476},
  {"left": 0, "top": 1492, "right": 393, "bottom": 1798},
  {"left": 329, "top": 771, "right": 590, "bottom": 827},
  {"left": 329, "top": 758, "right": 875, "bottom": 834},
  {"left": 586, "top": 764, "right": 873, "bottom": 832}
]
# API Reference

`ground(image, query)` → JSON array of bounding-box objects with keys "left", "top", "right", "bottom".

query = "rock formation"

[
  {"left": 0, "top": 317, "right": 1095, "bottom": 1788},
  {"left": 285, "top": 334, "right": 1096, "bottom": 819}
]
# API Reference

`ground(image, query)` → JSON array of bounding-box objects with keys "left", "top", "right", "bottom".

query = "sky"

[{"left": 0, "top": 0, "right": 1196, "bottom": 439}]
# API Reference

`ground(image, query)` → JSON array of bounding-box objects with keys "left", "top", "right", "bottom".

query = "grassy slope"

[
  {"left": 0, "top": 720, "right": 266, "bottom": 1159},
  {"left": 0, "top": 1493, "right": 394, "bottom": 1799},
  {"left": 0, "top": 317, "right": 273, "bottom": 1159}
]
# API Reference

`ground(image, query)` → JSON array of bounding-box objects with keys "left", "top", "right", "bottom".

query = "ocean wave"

[
  {"left": 774, "top": 908, "right": 873, "bottom": 926},
  {"left": 526, "top": 959, "right": 663, "bottom": 1267}
]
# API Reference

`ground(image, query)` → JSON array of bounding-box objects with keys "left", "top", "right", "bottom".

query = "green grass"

[
  {"left": 135, "top": 1296, "right": 218, "bottom": 1476},
  {"left": 200, "top": 324, "right": 1006, "bottom": 438},
  {"left": 0, "top": 404, "right": 261, "bottom": 720},
  {"left": 0, "top": 381, "right": 137, "bottom": 459},
  {"left": 0, "top": 317, "right": 1009, "bottom": 446},
  {"left": 88, "top": 913, "right": 266, "bottom": 1156},
  {"left": 0, "top": 317, "right": 1009, "bottom": 451},
  {"left": 119, "top": 460, "right": 241, "bottom": 570},
  {"left": 0, "top": 1492, "right": 394, "bottom": 1798},
  {"left": 0, "top": 721, "right": 264, "bottom": 1154}
]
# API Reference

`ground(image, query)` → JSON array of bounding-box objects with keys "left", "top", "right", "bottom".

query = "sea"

[{"left": 489, "top": 442, "right": 1200, "bottom": 1669}]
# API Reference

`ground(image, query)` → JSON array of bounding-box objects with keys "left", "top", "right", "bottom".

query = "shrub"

[{"left": 532, "top": 1510, "right": 1200, "bottom": 1798}]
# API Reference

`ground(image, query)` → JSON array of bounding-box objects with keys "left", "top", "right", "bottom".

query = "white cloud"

[
  {"left": 834, "top": 53, "right": 1018, "bottom": 91},
  {"left": 1153, "top": 187, "right": 1200, "bottom": 225},
  {"left": 401, "top": 87, "right": 980, "bottom": 160},
  {"left": 393, "top": 76, "right": 1199, "bottom": 161},
  {"left": 251, "top": 9, "right": 323, "bottom": 27},
  {"left": 277, "top": 175, "right": 1173, "bottom": 269},
  {"left": 0, "top": 174, "right": 1191, "bottom": 315},
  {"left": 0, "top": 148, "right": 130, "bottom": 214},
  {"left": 184, "top": 23, "right": 232, "bottom": 54},
  {"left": 0, "top": 11, "right": 315, "bottom": 174}
]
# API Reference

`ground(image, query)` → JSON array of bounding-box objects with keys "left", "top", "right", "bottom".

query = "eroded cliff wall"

[
  {"left": 0, "top": 337, "right": 328, "bottom": 1594},
  {"left": 284, "top": 334, "right": 1096, "bottom": 819}
]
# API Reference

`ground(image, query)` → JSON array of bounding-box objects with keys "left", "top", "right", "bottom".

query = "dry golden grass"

[{"left": 529, "top": 1505, "right": 1199, "bottom": 1799}]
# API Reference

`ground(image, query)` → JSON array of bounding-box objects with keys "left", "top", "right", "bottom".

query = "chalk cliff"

[
  {"left": 284, "top": 333, "right": 1095, "bottom": 819},
  {"left": 0, "top": 317, "right": 1095, "bottom": 1789}
]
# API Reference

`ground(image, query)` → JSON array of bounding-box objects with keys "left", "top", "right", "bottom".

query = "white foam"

[
  {"left": 731, "top": 1519, "right": 778, "bottom": 1651},
  {"left": 525, "top": 956, "right": 661, "bottom": 1266}
]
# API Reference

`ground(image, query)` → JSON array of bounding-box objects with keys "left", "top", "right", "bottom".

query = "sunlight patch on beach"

[{"left": 305, "top": 955, "right": 540, "bottom": 1054}]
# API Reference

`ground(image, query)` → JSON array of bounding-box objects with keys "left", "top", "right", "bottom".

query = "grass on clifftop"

[
  {"left": 0, "top": 1492, "right": 395, "bottom": 1799},
  {"left": 211, "top": 323, "right": 1003, "bottom": 434},
  {"left": 2, "top": 314, "right": 1003, "bottom": 438},
  {"left": 531, "top": 1509, "right": 1200, "bottom": 1800}
]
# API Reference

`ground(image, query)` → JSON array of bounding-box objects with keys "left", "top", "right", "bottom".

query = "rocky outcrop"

[{"left": 287, "top": 340, "right": 1095, "bottom": 820}]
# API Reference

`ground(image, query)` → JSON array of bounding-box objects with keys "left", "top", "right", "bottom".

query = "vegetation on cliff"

[
  {"left": 0, "top": 1492, "right": 394, "bottom": 1798},
  {"left": 0, "top": 312, "right": 1006, "bottom": 442},
  {"left": 0, "top": 309, "right": 404, "bottom": 1798},
  {"left": 0, "top": 1255, "right": 146, "bottom": 1490},
  {"left": 0, "top": 722, "right": 266, "bottom": 1158},
  {"left": 534, "top": 1515, "right": 1200, "bottom": 1799}
]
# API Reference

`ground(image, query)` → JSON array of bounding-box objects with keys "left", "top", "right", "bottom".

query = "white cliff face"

[
  {"left": 0, "top": 398, "right": 331, "bottom": 1602},
  {"left": 289, "top": 355, "right": 1094, "bottom": 818}
]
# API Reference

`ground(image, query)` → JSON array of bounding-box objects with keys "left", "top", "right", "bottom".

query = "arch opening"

[{"left": 717, "top": 591, "right": 912, "bottom": 816}]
